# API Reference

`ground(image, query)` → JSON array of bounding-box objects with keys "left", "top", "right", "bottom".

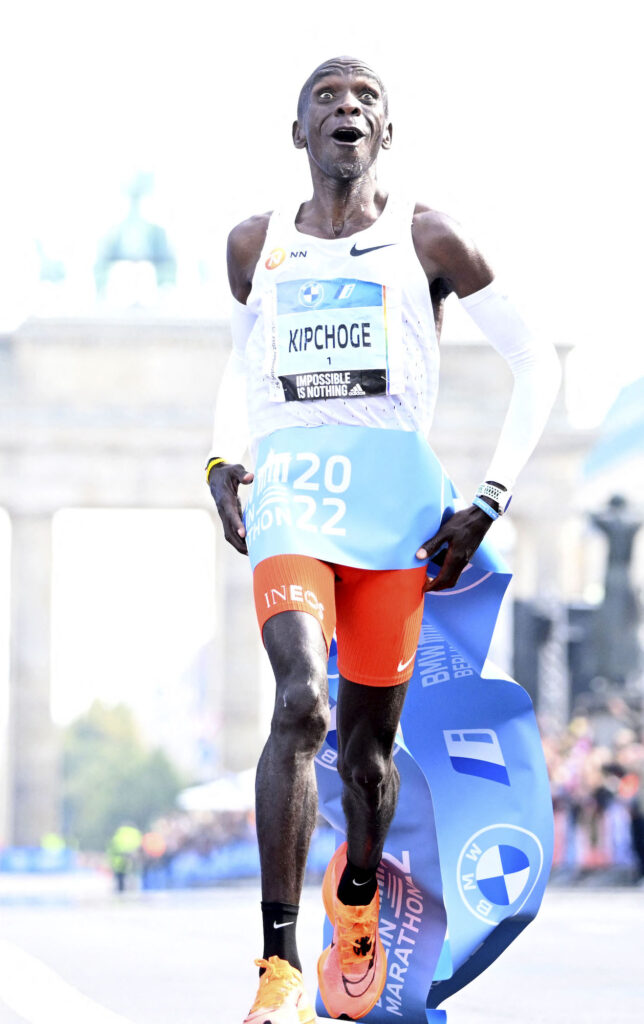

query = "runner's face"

[{"left": 294, "top": 68, "right": 392, "bottom": 179}]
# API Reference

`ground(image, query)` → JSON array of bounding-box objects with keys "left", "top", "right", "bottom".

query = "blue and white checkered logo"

[
  {"left": 475, "top": 844, "right": 530, "bottom": 905},
  {"left": 457, "top": 824, "right": 544, "bottom": 926},
  {"left": 298, "top": 281, "right": 324, "bottom": 308}
]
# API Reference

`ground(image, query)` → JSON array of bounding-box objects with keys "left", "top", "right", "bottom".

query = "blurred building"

[
  {"left": 582, "top": 378, "right": 644, "bottom": 494},
  {"left": 0, "top": 313, "right": 598, "bottom": 845},
  {"left": 0, "top": 316, "right": 264, "bottom": 845},
  {"left": 94, "top": 173, "right": 176, "bottom": 307},
  {"left": 9, "top": 310, "right": 644, "bottom": 846}
]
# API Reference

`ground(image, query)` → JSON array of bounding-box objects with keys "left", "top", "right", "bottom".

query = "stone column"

[
  {"left": 219, "top": 543, "right": 268, "bottom": 772},
  {"left": 7, "top": 513, "right": 59, "bottom": 845},
  {"left": 537, "top": 594, "right": 570, "bottom": 731}
]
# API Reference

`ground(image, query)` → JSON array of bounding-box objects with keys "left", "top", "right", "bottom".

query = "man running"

[{"left": 207, "top": 56, "right": 560, "bottom": 1023}]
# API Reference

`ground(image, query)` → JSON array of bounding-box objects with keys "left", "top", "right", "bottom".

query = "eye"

[
  {"left": 318, "top": 90, "right": 333, "bottom": 100},
  {"left": 360, "top": 90, "right": 377, "bottom": 103}
]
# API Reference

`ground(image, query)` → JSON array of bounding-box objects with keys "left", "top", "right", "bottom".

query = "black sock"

[
  {"left": 261, "top": 901, "right": 301, "bottom": 973},
  {"left": 337, "top": 859, "right": 378, "bottom": 906}
]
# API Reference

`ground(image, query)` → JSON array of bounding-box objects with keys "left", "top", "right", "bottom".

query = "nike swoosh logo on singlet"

[
  {"left": 397, "top": 652, "right": 416, "bottom": 673},
  {"left": 349, "top": 242, "right": 396, "bottom": 257}
]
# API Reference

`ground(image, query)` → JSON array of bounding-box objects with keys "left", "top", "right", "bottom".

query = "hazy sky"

[
  {"left": 50, "top": 510, "right": 216, "bottom": 725},
  {"left": 1, "top": 1, "right": 642, "bottom": 727},
  {"left": 2, "top": 0, "right": 643, "bottom": 421}
]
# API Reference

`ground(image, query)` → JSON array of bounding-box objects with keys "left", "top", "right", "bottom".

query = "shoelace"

[
  {"left": 335, "top": 901, "right": 378, "bottom": 972},
  {"left": 249, "top": 957, "right": 300, "bottom": 1011}
]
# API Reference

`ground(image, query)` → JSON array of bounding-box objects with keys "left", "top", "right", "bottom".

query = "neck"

[{"left": 298, "top": 164, "right": 387, "bottom": 238}]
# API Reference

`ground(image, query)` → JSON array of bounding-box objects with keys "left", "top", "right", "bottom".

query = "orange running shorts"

[{"left": 253, "top": 554, "right": 428, "bottom": 686}]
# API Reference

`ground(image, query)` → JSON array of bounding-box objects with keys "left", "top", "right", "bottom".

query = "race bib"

[{"left": 263, "top": 277, "right": 404, "bottom": 402}]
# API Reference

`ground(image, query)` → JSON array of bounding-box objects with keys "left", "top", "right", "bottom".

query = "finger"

[
  {"left": 231, "top": 469, "right": 254, "bottom": 486},
  {"left": 228, "top": 536, "right": 249, "bottom": 555},
  {"left": 223, "top": 523, "right": 249, "bottom": 555},
  {"left": 416, "top": 530, "right": 447, "bottom": 561},
  {"left": 209, "top": 464, "right": 253, "bottom": 556},
  {"left": 234, "top": 495, "right": 247, "bottom": 538},
  {"left": 424, "top": 553, "right": 467, "bottom": 592},
  {"left": 424, "top": 547, "right": 455, "bottom": 590},
  {"left": 209, "top": 465, "right": 254, "bottom": 499},
  {"left": 224, "top": 478, "right": 252, "bottom": 535},
  {"left": 228, "top": 464, "right": 254, "bottom": 485},
  {"left": 213, "top": 468, "right": 253, "bottom": 531},
  {"left": 220, "top": 504, "right": 246, "bottom": 542}
]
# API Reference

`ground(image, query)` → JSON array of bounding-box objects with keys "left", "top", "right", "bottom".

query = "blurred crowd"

[
  {"left": 104, "top": 810, "right": 258, "bottom": 891},
  {"left": 544, "top": 712, "right": 644, "bottom": 883},
  {"left": 144, "top": 809, "right": 255, "bottom": 862},
  {"left": 101, "top": 712, "right": 644, "bottom": 890}
]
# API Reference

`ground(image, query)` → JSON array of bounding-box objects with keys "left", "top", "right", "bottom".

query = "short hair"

[{"left": 296, "top": 57, "right": 389, "bottom": 122}]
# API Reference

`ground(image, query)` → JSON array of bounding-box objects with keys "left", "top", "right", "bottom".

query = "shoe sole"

[
  {"left": 317, "top": 943, "right": 387, "bottom": 1021},
  {"left": 245, "top": 1005, "right": 315, "bottom": 1024},
  {"left": 318, "top": 844, "right": 387, "bottom": 1021}
]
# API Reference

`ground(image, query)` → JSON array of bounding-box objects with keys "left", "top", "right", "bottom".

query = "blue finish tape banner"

[
  {"left": 245, "top": 425, "right": 553, "bottom": 1022},
  {"left": 315, "top": 566, "right": 553, "bottom": 1023},
  {"left": 244, "top": 425, "right": 446, "bottom": 571}
]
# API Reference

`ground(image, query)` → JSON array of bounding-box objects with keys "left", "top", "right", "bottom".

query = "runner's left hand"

[{"left": 416, "top": 506, "right": 493, "bottom": 592}]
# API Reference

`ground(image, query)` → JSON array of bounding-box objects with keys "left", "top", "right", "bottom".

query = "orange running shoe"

[
  {"left": 243, "top": 956, "right": 316, "bottom": 1024},
  {"left": 317, "top": 842, "right": 387, "bottom": 1020}
]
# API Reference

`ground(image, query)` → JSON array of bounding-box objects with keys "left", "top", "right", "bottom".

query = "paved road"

[{"left": 0, "top": 873, "right": 642, "bottom": 1023}]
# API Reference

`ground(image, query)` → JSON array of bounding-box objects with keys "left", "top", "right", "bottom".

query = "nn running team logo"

[
  {"left": 457, "top": 824, "right": 544, "bottom": 926},
  {"left": 265, "top": 247, "right": 286, "bottom": 270}
]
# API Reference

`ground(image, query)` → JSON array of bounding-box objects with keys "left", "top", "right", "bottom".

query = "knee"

[
  {"left": 338, "top": 747, "right": 392, "bottom": 795},
  {"left": 271, "top": 662, "right": 330, "bottom": 756}
]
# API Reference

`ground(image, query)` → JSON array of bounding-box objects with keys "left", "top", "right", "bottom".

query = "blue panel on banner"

[
  {"left": 247, "top": 426, "right": 553, "bottom": 1022},
  {"left": 308, "top": 439, "right": 553, "bottom": 1022},
  {"left": 449, "top": 757, "right": 510, "bottom": 786}
]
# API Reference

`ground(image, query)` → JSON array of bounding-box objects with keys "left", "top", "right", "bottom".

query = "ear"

[
  {"left": 292, "top": 120, "right": 308, "bottom": 150},
  {"left": 381, "top": 121, "right": 393, "bottom": 151}
]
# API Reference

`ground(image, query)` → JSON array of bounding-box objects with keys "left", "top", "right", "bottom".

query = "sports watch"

[{"left": 473, "top": 482, "right": 513, "bottom": 519}]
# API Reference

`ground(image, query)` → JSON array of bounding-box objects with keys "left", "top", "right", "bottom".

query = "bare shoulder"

[
  {"left": 412, "top": 204, "right": 467, "bottom": 247},
  {"left": 227, "top": 212, "right": 271, "bottom": 303},
  {"left": 411, "top": 203, "right": 493, "bottom": 298},
  {"left": 228, "top": 212, "right": 271, "bottom": 257}
]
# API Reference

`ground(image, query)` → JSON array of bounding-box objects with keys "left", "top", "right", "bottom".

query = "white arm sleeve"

[
  {"left": 459, "top": 280, "right": 561, "bottom": 490},
  {"left": 207, "top": 298, "right": 257, "bottom": 465}
]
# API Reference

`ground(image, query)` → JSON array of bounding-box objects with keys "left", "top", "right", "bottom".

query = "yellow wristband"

[{"left": 205, "top": 457, "right": 226, "bottom": 483}]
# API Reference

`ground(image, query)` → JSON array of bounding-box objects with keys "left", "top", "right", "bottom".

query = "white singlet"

[{"left": 243, "top": 195, "right": 439, "bottom": 451}]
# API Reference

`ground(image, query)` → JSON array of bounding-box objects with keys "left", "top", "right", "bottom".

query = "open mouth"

[{"left": 331, "top": 126, "right": 364, "bottom": 144}]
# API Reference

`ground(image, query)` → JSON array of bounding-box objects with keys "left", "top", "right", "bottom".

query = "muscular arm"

[
  {"left": 227, "top": 213, "right": 270, "bottom": 303},
  {"left": 207, "top": 213, "right": 270, "bottom": 553},
  {"left": 412, "top": 206, "right": 494, "bottom": 304},
  {"left": 411, "top": 207, "right": 560, "bottom": 590}
]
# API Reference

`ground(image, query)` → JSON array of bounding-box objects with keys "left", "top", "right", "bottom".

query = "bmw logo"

[
  {"left": 456, "top": 824, "right": 544, "bottom": 926},
  {"left": 298, "top": 281, "right": 324, "bottom": 308}
]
